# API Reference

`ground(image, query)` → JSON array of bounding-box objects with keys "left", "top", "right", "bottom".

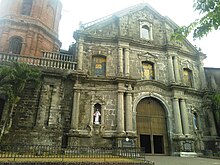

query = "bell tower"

[{"left": 0, "top": 0, "right": 62, "bottom": 56}]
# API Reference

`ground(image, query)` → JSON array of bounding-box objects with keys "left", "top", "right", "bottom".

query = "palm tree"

[{"left": 0, "top": 62, "right": 41, "bottom": 139}]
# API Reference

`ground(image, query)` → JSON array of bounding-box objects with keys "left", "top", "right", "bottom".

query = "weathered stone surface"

[{"left": 0, "top": 1, "right": 219, "bottom": 156}]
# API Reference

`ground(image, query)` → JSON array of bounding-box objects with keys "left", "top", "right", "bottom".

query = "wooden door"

[{"left": 136, "top": 97, "right": 169, "bottom": 154}]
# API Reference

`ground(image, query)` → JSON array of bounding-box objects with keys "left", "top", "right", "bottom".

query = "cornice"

[{"left": 0, "top": 18, "right": 61, "bottom": 46}]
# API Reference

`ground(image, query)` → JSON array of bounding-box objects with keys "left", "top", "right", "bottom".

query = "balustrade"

[{"left": 0, "top": 52, "right": 77, "bottom": 70}]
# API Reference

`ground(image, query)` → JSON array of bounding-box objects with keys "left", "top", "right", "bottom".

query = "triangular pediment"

[
  {"left": 164, "top": 17, "right": 199, "bottom": 55},
  {"left": 78, "top": 3, "right": 200, "bottom": 57},
  {"left": 80, "top": 3, "right": 164, "bottom": 34}
]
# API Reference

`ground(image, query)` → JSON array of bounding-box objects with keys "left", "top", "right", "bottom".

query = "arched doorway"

[{"left": 136, "top": 97, "right": 169, "bottom": 154}]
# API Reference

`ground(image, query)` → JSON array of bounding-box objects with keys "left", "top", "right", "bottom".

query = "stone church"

[{"left": 0, "top": 0, "right": 219, "bottom": 156}]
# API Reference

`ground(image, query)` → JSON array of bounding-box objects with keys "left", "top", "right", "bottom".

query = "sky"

[
  {"left": 0, "top": 0, "right": 218, "bottom": 68},
  {"left": 59, "top": 0, "right": 220, "bottom": 68}
]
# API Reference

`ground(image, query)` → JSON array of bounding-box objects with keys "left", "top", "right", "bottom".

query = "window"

[
  {"left": 92, "top": 56, "right": 106, "bottom": 76},
  {"left": 8, "top": 36, "right": 23, "bottom": 54},
  {"left": 93, "top": 103, "right": 101, "bottom": 124},
  {"left": 183, "top": 68, "right": 193, "bottom": 87},
  {"left": 142, "top": 62, "right": 155, "bottom": 80},
  {"left": 140, "top": 22, "right": 153, "bottom": 40},
  {"left": 21, "top": 0, "right": 33, "bottom": 16},
  {"left": 141, "top": 25, "right": 150, "bottom": 40}
]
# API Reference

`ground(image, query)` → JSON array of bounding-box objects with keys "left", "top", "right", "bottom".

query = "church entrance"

[{"left": 136, "top": 97, "right": 169, "bottom": 154}]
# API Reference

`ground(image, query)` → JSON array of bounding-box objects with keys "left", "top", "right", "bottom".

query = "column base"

[
  {"left": 115, "top": 137, "right": 135, "bottom": 148},
  {"left": 116, "top": 131, "right": 126, "bottom": 137},
  {"left": 173, "top": 152, "right": 197, "bottom": 157},
  {"left": 125, "top": 131, "right": 136, "bottom": 137},
  {"left": 172, "top": 137, "right": 196, "bottom": 153}
]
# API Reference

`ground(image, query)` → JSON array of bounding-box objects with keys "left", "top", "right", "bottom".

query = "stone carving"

[{"left": 94, "top": 110, "right": 101, "bottom": 124}]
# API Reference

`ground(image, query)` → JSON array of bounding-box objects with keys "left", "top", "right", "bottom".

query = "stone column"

[
  {"left": 35, "top": 84, "right": 49, "bottom": 128},
  {"left": 173, "top": 56, "right": 181, "bottom": 83},
  {"left": 180, "top": 99, "right": 189, "bottom": 135},
  {"left": 117, "top": 83, "right": 125, "bottom": 134},
  {"left": 199, "top": 61, "right": 207, "bottom": 89},
  {"left": 124, "top": 48, "right": 130, "bottom": 77},
  {"left": 172, "top": 98, "right": 183, "bottom": 135},
  {"left": 207, "top": 111, "right": 218, "bottom": 136},
  {"left": 125, "top": 85, "right": 132, "bottom": 133},
  {"left": 77, "top": 39, "right": 84, "bottom": 70},
  {"left": 70, "top": 82, "right": 81, "bottom": 131},
  {"left": 90, "top": 95, "right": 95, "bottom": 126},
  {"left": 210, "top": 75, "right": 217, "bottom": 90},
  {"left": 167, "top": 55, "right": 175, "bottom": 83},
  {"left": 118, "top": 47, "right": 123, "bottom": 76}
]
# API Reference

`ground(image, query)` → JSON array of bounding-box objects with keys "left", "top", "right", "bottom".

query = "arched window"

[
  {"left": 141, "top": 25, "right": 150, "bottom": 40},
  {"left": 21, "top": 0, "right": 33, "bottom": 16},
  {"left": 93, "top": 103, "right": 101, "bottom": 124},
  {"left": 183, "top": 68, "right": 193, "bottom": 87},
  {"left": 92, "top": 56, "right": 106, "bottom": 76},
  {"left": 142, "top": 62, "right": 155, "bottom": 80},
  {"left": 8, "top": 36, "right": 23, "bottom": 54}
]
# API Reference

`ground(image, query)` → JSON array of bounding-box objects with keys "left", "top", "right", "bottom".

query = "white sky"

[
  {"left": 0, "top": 0, "right": 219, "bottom": 67},
  {"left": 59, "top": 0, "right": 220, "bottom": 68}
]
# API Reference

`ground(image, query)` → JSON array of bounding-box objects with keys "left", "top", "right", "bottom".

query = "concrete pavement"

[{"left": 144, "top": 156, "right": 220, "bottom": 165}]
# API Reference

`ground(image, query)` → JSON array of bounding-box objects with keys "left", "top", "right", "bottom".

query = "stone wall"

[{"left": 1, "top": 70, "right": 73, "bottom": 146}]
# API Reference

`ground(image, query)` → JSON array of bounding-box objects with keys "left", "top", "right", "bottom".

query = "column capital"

[
  {"left": 126, "top": 93, "right": 132, "bottom": 96},
  {"left": 179, "top": 98, "right": 185, "bottom": 102},
  {"left": 180, "top": 98, "right": 187, "bottom": 102}
]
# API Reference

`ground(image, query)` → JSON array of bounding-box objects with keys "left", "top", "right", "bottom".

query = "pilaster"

[
  {"left": 199, "top": 60, "right": 207, "bottom": 89},
  {"left": 167, "top": 55, "right": 175, "bottom": 83},
  {"left": 172, "top": 98, "right": 183, "bottom": 135},
  {"left": 77, "top": 38, "right": 84, "bottom": 70},
  {"left": 173, "top": 56, "right": 181, "bottom": 83},
  {"left": 118, "top": 47, "right": 123, "bottom": 76},
  {"left": 180, "top": 99, "right": 189, "bottom": 135},
  {"left": 125, "top": 84, "right": 133, "bottom": 133},
  {"left": 117, "top": 83, "right": 125, "bottom": 135},
  {"left": 70, "top": 81, "right": 81, "bottom": 133},
  {"left": 124, "top": 48, "right": 130, "bottom": 77}
]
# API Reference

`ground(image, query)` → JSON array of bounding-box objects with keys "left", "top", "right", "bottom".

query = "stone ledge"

[{"left": 173, "top": 152, "right": 197, "bottom": 157}]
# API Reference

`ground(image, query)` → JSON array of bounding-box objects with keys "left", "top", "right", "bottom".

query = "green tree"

[
  {"left": 172, "top": 0, "right": 220, "bottom": 40},
  {"left": 0, "top": 62, "right": 41, "bottom": 139}
]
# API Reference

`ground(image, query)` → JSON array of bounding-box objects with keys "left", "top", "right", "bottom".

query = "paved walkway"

[{"left": 144, "top": 156, "right": 220, "bottom": 165}]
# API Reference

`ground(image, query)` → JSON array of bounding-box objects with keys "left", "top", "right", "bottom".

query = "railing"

[
  {"left": 0, "top": 145, "right": 144, "bottom": 159},
  {"left": 0, "top": 52, "right": 77, "bottom": 70}
]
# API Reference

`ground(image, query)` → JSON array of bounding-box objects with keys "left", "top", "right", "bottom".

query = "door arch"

[{"left": 136, "top": 97, "right": 169, "bottom": 154}]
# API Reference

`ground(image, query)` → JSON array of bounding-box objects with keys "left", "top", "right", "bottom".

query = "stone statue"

[{"left": 94, "top": 110, "right": 101, "bottom": 124}]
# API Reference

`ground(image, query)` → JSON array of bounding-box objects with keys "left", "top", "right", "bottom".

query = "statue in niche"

[{"left": 93, "top": 109, "right": 101, "bottom": 124}]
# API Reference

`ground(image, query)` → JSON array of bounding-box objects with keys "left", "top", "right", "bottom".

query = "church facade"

[{"left": 0, "top": 0, "right": 219, "bottom": 156}]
